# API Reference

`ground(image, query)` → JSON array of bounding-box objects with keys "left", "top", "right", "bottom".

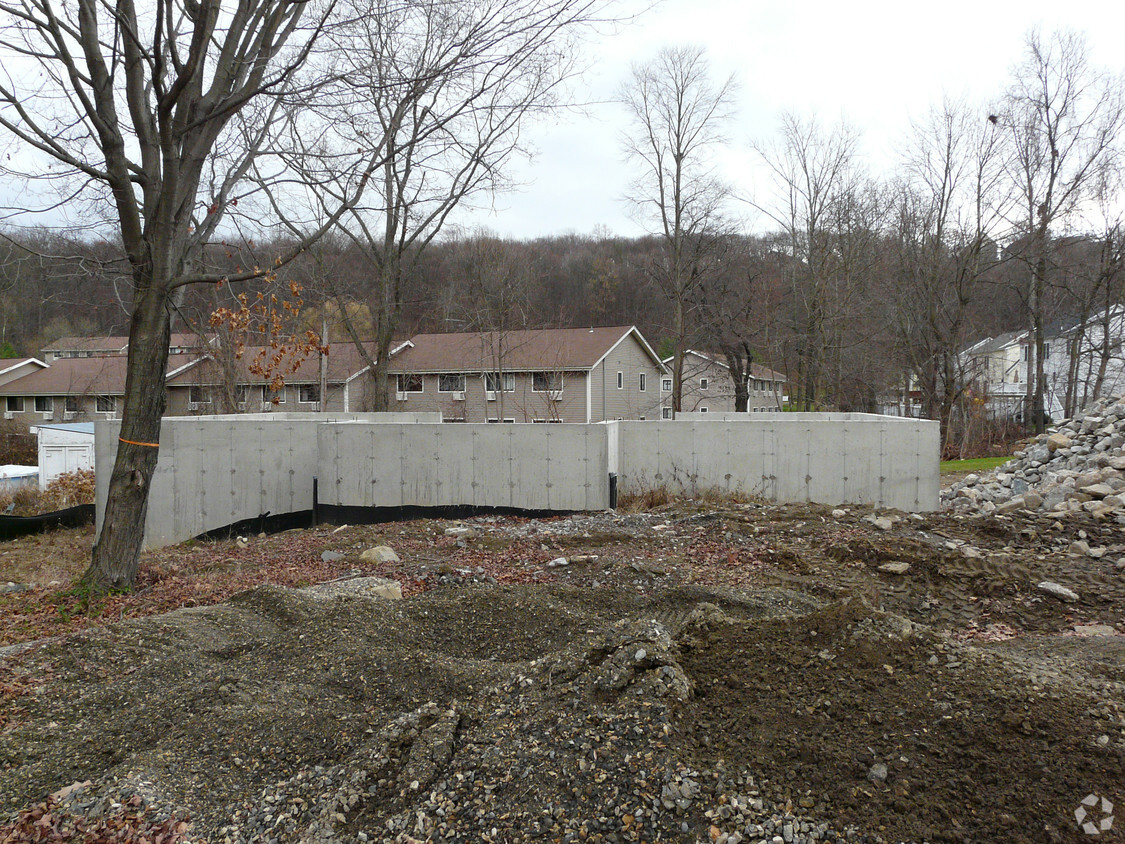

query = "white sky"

[{"left": 464, "top": 0, "right": 1125, "bottom": 240}]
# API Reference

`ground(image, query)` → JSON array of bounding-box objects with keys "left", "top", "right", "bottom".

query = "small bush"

[{"left": 41, "top": 468, "right": 96, "bottom": 510}]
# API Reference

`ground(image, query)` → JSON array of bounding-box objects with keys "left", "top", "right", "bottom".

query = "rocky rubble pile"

[{"left": 944, "top": 394, "right": 1125, "bottom": 521}]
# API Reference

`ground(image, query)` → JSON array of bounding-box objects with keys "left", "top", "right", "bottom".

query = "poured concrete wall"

[
  {"left": 609, "top": 416, "right": 940, "bottom": 511},
  {"left": 96, "top": 412, "right": 937, "bottom": 551},
  {"left": 95, "top": 413, "right": 440, "bottom": 549},
  {"left": 318, "top": 422, "right": 609, "bottom": 511}
]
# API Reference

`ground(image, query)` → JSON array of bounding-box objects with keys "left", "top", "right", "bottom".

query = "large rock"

[
  {"left": 360, "top": 545, "right": 400, "bottom": 564},
  {"left": 1083, "top": 483, "right": 1116, "bottom": 499},
  {"left": 1047, "top": 432, "right": 1071, "bottom": 452}
]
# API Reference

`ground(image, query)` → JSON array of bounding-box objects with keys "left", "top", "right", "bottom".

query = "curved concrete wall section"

[
  {"left": 94, "top": 413, "right": 442, "bottom": 550},
  {"left": 95, "top": 413, "right": 939, "bottom": 550},
  {"left": 608, "top": 417, "right": 940, "bottom": 512}
]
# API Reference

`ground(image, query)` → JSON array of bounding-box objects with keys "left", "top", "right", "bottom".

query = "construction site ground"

[{"left": 0, "top": 497, "right": 1123, "bottom": 843}]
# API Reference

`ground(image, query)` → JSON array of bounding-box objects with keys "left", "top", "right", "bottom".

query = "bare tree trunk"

[{"left": 82, "top": 284, "right": 172, "bottom": 590}]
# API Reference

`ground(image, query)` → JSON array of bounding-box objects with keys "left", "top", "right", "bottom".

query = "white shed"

[{"left": 31, "top": 423, "right": 95, "bottom": 490}]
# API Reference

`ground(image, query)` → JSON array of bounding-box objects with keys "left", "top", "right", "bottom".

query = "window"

[
  {"left": 700, "top": 377, "right": 709, "bottom": 391},
  {"left": 1044, "top": 344, "right": 1051, "bottom": 359},
  {"left": 235, "top": 385, "right": 250, "bottom": 405},
  {"left": 299, "top": 384, "right": 320, "bottom": 404},
  {"left": 639, "top": 373, "right": 647, "bottom": 392},
  {"left": 268, "top": 386, "right": 286, "bottom": 404},
  {"left": 189, "top": 385, "right": 211, "bottom": 405},
  {"left": 662, "top": 407, "right": 672, "bottom": 419},
  {"left": 396, "top": 374, "right": 423, "bottom": 394},
  {"left": 438, "top": 373, "right": 466, "bottom": 392},
  {"left": 96, "top": 395, "right": 116, "bottom": 413},
  {"left": 487, "top": 418, "right": 517, "bottom": 423},
  {"left": 661, "top": 378, "right": 672, "bottom": 392},
  {"left": 65, "top": 396, "right": 79, "bottom": 413},
  {"left": 616, "top": 371, "right": 623, "bottom": 389},
  {"left": 5, "top": 396, "right": 21, "bottom": 413},
  {"left": 699, "top": 406, "right": 709, "bottom": 413},
  {"left": 484, "top": 372, "right": 514, "bottom": 392},
  {"left": 35, "top": 396, "right": 52, "bottom": 413},
  {"left": 532, "top": 372, "right": 563, "bottom": 392}
]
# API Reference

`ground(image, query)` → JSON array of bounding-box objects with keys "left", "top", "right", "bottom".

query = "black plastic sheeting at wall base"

[
  {"left": 315, "top": 503, "right": 584, "bottom": 527},
  {"left": 196, "top": 510, "right": 317, "bottom": 542},
  {"left": 195, "top": 504, "right": 586, "bottom": 544},
  {"left": 0, "top": 504, "right": 95, "bottom": 540}
]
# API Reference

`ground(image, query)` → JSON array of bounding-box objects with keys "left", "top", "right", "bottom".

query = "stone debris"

[
  {"left": 1073, "top": 623, "right": 1117, "bottom": 637},
  {"left": 359, "top": 545, "right": 400, "bottom": 564},
  {"left": 1037, "top": 580, "right": 1080, "bottom": 603},
  {"left": 303, "top": 576, "right": 403, "bottom": 601},
  {"left": 943, "top": 394, "right": 1125, "bottom": 521},
  {"left": 877, "top": 562, "right": 910, "bottom": 575}
]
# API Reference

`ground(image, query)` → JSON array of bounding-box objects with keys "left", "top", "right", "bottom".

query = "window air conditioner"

[
  {"left": 63, "top": 412, "right": 76, "bottom": 420},
  {"left": 485, "top": 390, "right": 497, "bottom": 401},
  {"left": 188, "top": 402, "right": 199, "bottom": 411},
  {"left": 395, "top": 391, "right": 407, "bottom": 401},
  {"left": 2, "top": 411, "right": 12, "bottom": 420},
  {"left": 452, "top": 391, "right": 466, "bottom": 401},
  {"left": 546, "top": 390, "right": 562, "bottom": 402}
]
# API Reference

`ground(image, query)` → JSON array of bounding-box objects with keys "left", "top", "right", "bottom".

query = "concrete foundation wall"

[
  {"left": 318, "top": 423, "right": 609, "bottom": 511},
  {"left": 609, "top": 417, "right": 940, "bottom": 511},
  {"left": 95, "top": 413, "right": 441, "bottom": 549},
  {"left": 97, "top": 412, "right": 938, "bottom": 551}
]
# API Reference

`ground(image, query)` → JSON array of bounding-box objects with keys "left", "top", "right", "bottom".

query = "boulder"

[
  {"left": 360, "top": 545, "right": 400, "bottom": 564},
  {"left": 1047, "top": 432, "right": 1071, "bottom": 452}
]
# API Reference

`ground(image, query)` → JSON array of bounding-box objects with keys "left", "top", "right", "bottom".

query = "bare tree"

[
  {"left": 620, "top": 45, "right": 736, "bottom": 414},
  {"left": 754, "top": 114, "right": 864, "bottom": 411},
  {"left": 270, "top": 0, "right": 612, "bottom": 410},
  {"left": 887, "top": 99, "right": 1005, "bottom": 448},
  {"left": 1000, "top": 29, "right": 1125, "bottom": 432},
  {"left": 0, "top": 0, "right": 379, "bottom": 590}
]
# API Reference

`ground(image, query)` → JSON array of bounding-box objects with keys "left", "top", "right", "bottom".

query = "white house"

[{"left": 962, "top": 308, "right": 1125, "bottom": 422}]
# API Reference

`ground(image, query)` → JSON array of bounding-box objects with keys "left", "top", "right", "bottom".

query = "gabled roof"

[
  {"left": 389, "top": 326, "right": 663, "bottom": 373},
  {"left": 963, "top": 330, "right": 1026, "bottom": 357},
  {"left": 40, "top": 333, "right": 212, "bottom": 355},
  {"left": 164, "top": 342, "right": 375, "bottom": 387},
  {"left": 40, "top": 336, "right": 129, "bottom": 354},
  {"left": 666, "top": 349, "right": 788, "bottom": 382},
  {"left": 0, "top": 357, "right": 46, "bottom": 377},
  {"left": 0, "top": 354, "right": 200, "bottom": 396}
]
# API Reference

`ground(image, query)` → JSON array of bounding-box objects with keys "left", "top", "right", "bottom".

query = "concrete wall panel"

[
  {"left": 319, "top": 423, "right": 610, "bottom": 511},
  {"left": 614, "top": 417, "right": 939, "bottom": 511}
]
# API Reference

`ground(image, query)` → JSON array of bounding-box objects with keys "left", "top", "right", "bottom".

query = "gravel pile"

[{"left": 943, "top": 394, "right": 1125, "bottom": 520}]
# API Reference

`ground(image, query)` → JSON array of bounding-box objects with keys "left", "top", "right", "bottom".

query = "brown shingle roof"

[
  {"left": 41, "top": 333, "right": 211, "bottom": 355},
  {"left": 41, "top": 336, "right": 129, "bottom": 353},
  {"left": 389, "top": 326, "right": 658, "bottom": 373},
  {"left": 0, "top": 354, "right": 199, "bottom": 396},
  {"left": 675, "top": 350, "right": 788, "bottom": 383},
  {"left": 164, "top": 342, "right": 375, "bottom": 387}
]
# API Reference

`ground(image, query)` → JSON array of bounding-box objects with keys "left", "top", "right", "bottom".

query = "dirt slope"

[{"left": 1, "top": 502, "right": 1123, "bottom": 844}]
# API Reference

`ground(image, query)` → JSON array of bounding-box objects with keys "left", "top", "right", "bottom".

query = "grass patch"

[{"left": 940, "top": 456, "right": 1011, "bottom": 475}]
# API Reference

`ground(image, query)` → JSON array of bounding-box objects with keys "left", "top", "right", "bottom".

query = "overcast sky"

[{"left": 460, "top": 0, "right": 1125, "bottom": 240}]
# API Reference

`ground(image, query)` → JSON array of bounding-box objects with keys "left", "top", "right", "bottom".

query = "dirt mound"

[{"left": 2, "top": 575, "right": 1121, "bottom": 843}]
